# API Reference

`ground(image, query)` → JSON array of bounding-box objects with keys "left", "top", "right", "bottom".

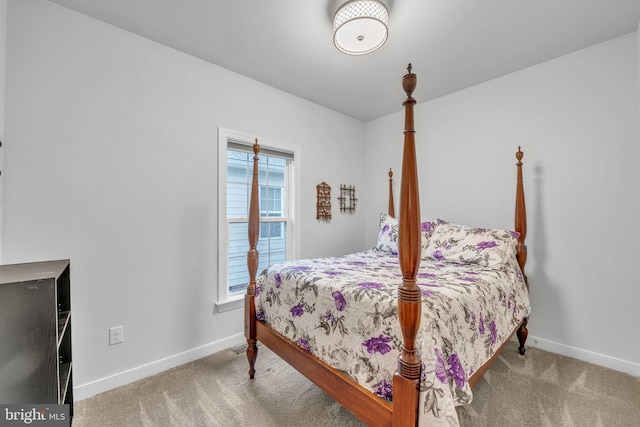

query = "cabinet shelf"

[
  {"left": 0, "top": 259, "right": 73, "bottom": 419},
  {"left": 58, "top": 311, "right": 70, "bottom": 345},
  {"left": 59, "top": 361, "right": 72, "bottom": 403}
]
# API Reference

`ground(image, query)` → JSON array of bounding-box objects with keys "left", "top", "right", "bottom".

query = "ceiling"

[{"left": 47, "top": 0, "right": 640, "bottom": 122}]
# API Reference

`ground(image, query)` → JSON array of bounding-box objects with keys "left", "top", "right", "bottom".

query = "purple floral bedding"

[{"left": 255, "top": 249, "right": 530, "bottom": 426}]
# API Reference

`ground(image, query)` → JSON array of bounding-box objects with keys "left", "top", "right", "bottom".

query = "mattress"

[{"left": 255, "top": 249, "right": 530, "bottom": 426}]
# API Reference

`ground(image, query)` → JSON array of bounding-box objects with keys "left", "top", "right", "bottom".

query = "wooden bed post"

[
  {"left": 245, "top": 139, "right": 260, "bottom": 378},
  {"left": 388, "top": 169, "right": 395, "bottom": 218},
  {"left": 514, "top": 147, "right": 529, "bottom": 355},
  {"left": 392, "top": 64, "right": 422, "bottom": 427}
]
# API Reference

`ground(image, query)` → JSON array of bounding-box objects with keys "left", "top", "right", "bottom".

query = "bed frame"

[{"left": 244, "top": 65, "right": 528, "bottom": 426}]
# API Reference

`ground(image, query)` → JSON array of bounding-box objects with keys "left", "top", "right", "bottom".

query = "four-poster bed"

[{"left": 244, "top": 65, "right": 530, "bottom": 426}]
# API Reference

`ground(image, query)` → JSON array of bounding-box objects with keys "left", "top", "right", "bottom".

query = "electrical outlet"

[{"left": 109, "top": 325, "right": 124, "bottom": 345}]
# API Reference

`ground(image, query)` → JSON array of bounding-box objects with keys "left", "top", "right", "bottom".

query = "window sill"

[{"left": 215, "top": 295, "right": 245, "bottom": 313}]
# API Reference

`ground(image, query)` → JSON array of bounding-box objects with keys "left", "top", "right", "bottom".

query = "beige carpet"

[{"left": 72, "top": 340, "right": 639, "bottom": 426}]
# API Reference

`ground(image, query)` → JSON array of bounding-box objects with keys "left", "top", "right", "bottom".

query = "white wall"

[
  {"left": 3, "top": 0, "right": 365, "bottom": 399},
  {"left": 0, "top": 0, "right": 7, "bottom": 261},
  {"left": 364, "top": 33, "right": 640, "bottom": 376}
]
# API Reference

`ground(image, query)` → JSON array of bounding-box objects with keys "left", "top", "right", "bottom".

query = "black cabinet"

[{"left": 0, "top": 260, "right": 72, "bottom": 414}]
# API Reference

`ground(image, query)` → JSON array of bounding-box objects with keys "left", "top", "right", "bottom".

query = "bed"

[{"left": 244, "top": 65, "right": 530, "bottom": 426}]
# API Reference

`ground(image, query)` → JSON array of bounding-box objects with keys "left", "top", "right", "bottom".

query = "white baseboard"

[
  {"left": 528, "top": 335, "right": 640, "bottom": 377},
  {"left": 73, "top": 333, "right": 247, "bottom": 401}
]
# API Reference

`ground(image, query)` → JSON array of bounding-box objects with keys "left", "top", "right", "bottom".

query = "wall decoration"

[
  {"left": 316, "top": 182, "right": 331, "bottom": 222},
  {"left": 338, "top": 184, "right": 357, "bottom": 214}
]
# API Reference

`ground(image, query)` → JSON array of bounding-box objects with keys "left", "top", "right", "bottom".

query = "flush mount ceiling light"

[{"left": 333, "top": 0, "right": 389, "bottom": 55}]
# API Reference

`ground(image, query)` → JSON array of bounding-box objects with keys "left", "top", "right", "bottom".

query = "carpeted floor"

[{"left": 72, "top": 340, "right": 639, "bottom": 426}]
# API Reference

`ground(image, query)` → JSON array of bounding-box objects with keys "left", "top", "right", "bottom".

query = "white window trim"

[{"left": 216, "top": 127, "right": 300, "bottom": 312}]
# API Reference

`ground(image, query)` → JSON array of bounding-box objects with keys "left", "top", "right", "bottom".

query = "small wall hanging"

[
  {"left": 316, "top": 182, "right": 332, "bottom": 222},
  {"left": 338, "top": 184, "right": 357, "bottom": 214}
]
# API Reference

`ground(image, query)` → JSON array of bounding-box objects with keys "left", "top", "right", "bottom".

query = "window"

[
  {"left": 260, "top": 187, "right": 284, "bottom": 238},
  {"left": 217, "top": 128, "right": 296, "bottom": 310}
]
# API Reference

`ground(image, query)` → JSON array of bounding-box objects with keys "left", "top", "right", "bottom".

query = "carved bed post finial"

[
  {"left": 393, "top": 64, "right": 421, "bottom": 426},
  {"left": 516, "top": 146, "right": 523, "bottom": 166},
  {"left": 245, "top": 138, "right": 261, "bottom": 378},
  {"left": 388, "top": 168, "right": 395, "bottom": 218},
  {"left": 402, "top": 64, "right": 417, "bottom": 101}
]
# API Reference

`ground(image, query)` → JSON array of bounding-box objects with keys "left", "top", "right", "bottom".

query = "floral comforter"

[{"left": 255, "top": 250, "right": 530, "bottom": 426}]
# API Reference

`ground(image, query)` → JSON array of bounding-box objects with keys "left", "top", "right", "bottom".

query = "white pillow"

[
  {"left": 374, "top": 213, "right": 436, "bottom": 258},
  {"left": 373, "top": 213, "right": 398, "bottom": 254},
  {"left": 424, "top": 220, "right": 518, "bottom": 266}
]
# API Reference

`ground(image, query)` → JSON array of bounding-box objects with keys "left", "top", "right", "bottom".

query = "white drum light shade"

[{"left": 333, "top": 0, "right": 389, "bottom": 55}]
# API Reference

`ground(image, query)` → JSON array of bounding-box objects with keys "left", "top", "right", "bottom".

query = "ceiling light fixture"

[{"left": 333, "top": 0, "right": 389, "bottom": 55}]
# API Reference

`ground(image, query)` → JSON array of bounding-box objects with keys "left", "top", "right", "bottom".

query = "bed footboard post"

[
  {"left": 245, "top": 139, "right": 261, "bottom": 378},
  {"left": 515, "top": 147, "right": 528, "bottom": 355},
  {"left": 517, "top": 319, "right": 528, "bottom": 356},
  {"left": 392, "top": 64, "right": 421, "bottom": 427}
]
